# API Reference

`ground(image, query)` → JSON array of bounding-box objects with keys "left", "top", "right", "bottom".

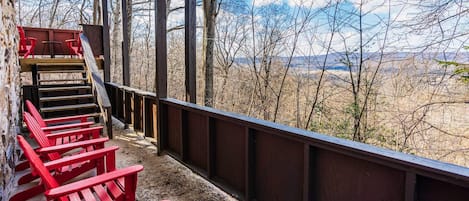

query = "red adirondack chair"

[
  {"left": 16, "top": 135, "right": 143, "bottom": 201},
  {"left": 16, "top": 101, "right": 98, "bottom": 174},
  {"left": 17, "top": 26, "right": 37, "bottom": 58},
  {"left": 25, "top": 100, "right": 96, "bottom": 135},
  {"left": 65, "top": 37, "right": 83, "bottom": 57},
  {"left": 11, "top": 114, "right": 110, "bottom": 201}
]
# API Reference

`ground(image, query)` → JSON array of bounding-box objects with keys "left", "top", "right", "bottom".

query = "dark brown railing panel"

[
  {"left": 105, "top": 83, "right": 158, "bottom": 139},
  {"left": 254, "top": 130, "right": 304, "bottom": 201},
  {"left": 314, "top": 148, "right": 405, "bottom": 200},
  {"left": 105, "top": 83, "right": 469, "bottom": 201},
  {"left": 133, "top": 92, "right": 144, "bottom": 132},
  {"left": 157, "top": 98, "right": 469, "bottom": 201},
  {"left": 143, "top": 93, "right": 157, "bottom": 138},
  {"left": 186, "top": 112, "right": 208, "bottom": 170}
]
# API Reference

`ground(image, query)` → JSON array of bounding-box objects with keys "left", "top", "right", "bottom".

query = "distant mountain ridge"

[{"left": 233, "top": 52, "right": 469, "bottom": 71}]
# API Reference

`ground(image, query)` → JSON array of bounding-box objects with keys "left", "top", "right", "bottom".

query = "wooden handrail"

[{"left": 80, "top": 34, "right": 113, "bottom": 138}]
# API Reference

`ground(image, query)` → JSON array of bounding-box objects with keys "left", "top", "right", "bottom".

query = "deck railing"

[
  {"left": 106, "top": 83, "right": 469, "bottom": 201},
  {"left": 80, "top": 34, "right": 112, "bottom": 137}
]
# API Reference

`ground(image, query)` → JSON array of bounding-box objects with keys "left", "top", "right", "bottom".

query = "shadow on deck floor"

[{"left": 109, "top": 120, "right": 236, "bottom": 201}]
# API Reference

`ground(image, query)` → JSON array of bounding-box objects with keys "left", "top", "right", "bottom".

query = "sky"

[
  {"left": 238, "top": 0, "right": 469, "bottom": 55},
  {"left": 17, "top": 0, "right": 467, "bottom": 57},
  {"left": 129, "top": 0, "right": 469, "bottom": 56}
]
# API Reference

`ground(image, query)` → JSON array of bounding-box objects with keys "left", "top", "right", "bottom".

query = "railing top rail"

[
  {"left": 107, "top": 82, "right": 156, "bottom": 97},
  {"left": 158, "top": 97, "right": 469, "bottom": 180}
]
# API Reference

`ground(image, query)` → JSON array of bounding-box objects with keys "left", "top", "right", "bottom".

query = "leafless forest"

[{"left": 17, "top": 0, "right": 469, "bottom": 166}]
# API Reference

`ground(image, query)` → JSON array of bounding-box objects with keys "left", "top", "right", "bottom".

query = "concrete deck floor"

[{"left": 109, "top": 121, "right": 237, "bottom": 201}]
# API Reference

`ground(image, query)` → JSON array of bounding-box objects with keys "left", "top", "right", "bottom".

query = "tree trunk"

[
  {"left": 93, "top": 0, "right": 102, "bottom": 25},
  {"left": 0, "top": 1, "right": 20, "bottom": 199},
  {"left": 203, "top": 0, "right": 217, "bottom": 107},
  {"left": 49, "top": 0, "right": 60, "bottom": 27},
  {"left": 111, "top": 0, "right": 121, "bottom": 82}
]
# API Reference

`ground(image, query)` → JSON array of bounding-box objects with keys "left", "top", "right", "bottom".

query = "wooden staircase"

[
  {"left": 34, "top": 63, "right": 101, "bottom": 121},
  {"left": 21, "top": 34, "right": 113, "bottom": 137}
]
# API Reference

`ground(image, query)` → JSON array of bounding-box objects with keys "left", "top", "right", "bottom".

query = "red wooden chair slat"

[
  {"left": 63, "top": 135, "right": 70, "bottom": 144},
  {"left": 68, "top": 192, "right": 81, "bottom": 201},
  {"left": 80, "top": 188, "right": 97, "bottom": 201},
  {"left": 93, "top": 184, "right": 114, "bottom": 201},
  {"left": 106, "top": 180, "right": 124, "bottom": 199}
]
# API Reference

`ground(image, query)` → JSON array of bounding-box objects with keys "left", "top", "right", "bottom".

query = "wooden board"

[{"left": 20, "top": 58, "right": 104, "bottom": 72}]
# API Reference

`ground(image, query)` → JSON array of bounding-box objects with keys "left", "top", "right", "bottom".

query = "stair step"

[
  {"left": 35, "top": 63, "right": 86, "bottom": 71},
  {"left": 38, "top": 78, "right": 88, "bottom": 83},
  {"left": 38, "top": 70, "right": 86, "bottom": 74},
  {"left": 40, "top": 94, "right": 94, "bottom": 102},
  {"left": 41, "top": 103, "right": 98, "bottom": 113},
  {"left": 86, "top": 112, "right": 103, "bottom": 118},
  {"left": 36, "top": 63, "right": 85, "bottom": 67},
  {"left": 39, "top": 85, "right": 91, "bottom": 92}
]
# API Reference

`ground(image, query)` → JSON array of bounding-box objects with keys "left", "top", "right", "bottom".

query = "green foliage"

[{"left": 437, "top": 46, "right": 469, "bottom": 83}]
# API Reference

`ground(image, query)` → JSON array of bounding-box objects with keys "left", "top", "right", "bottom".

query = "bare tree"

[
  {"left": 214, "top": 1, "right": 247, "bottom": 107},
  {"left": 202, "top": 0, "right": 220, "bottom": 106}
]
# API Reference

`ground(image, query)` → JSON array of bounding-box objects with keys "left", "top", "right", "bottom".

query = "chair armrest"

[
  {"left": 46, "top": 126, "right": 103, "bottom": 140},
  {"left": 44, "top": 114, "right": 92, "bottom": 124},
  {"left": 43, "top": 145, "right": 117, "bottom": 171},
  {"left": 26, "top": 37, "right": 37, "bottom": 42},
  {"left": 42, "top": 121, "right": 94, "bottom": 132},
  {"left": 45, "top": 165, "right": 143, "bottom": 198},
  {"left": 37, "top": 137, "right": 109, "bottom": 154}
]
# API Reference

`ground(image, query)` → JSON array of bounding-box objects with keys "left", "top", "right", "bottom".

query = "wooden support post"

[
  {"left": 121, "top": 0, "right": 130, "bottom": 86},
  {"left": 102, "top": 0, "right": 111, "bottom": 82},
  {"left": 155, "top": 0, "right": 167, "bottom": 98},
  {"left": 185, "top": 0, "right": 197, "bottom": 103},
  {"left": 155, "top": 0, "right": 167, "bottom": 155},
  {"left": 105, "top": 107, "right": 113, "bottom": 139}
]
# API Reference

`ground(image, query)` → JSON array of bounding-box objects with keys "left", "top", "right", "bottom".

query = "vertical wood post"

[
  {"left": 181, "top": 110, "right": 188, "bottom": 160},
  {"left": 102, "top": 0, "right": 111, "bottom": 82},
  {"left": 303, "top": 144, "right": 312, "bottom": 201},
  {"left": 245, "top": 128, "right": 255, "bottom": 201},
  {"left": 185, "top": 0, "right": 197, "bottom": 103},
  {"left": 207, "top": 116, "right": 215, "bottom": 178},
  {"left": 156, "top": 0, "right": 167, "bottom": 155},
  {"left": 121, "top": 0, "right": 130, "bottom": 86},
  {"left": 405, "top": 172, "right": 416, "bottom": 201}
]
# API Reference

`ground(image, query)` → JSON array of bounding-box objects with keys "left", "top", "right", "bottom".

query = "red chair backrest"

[
  {"left": 23, "top": 112, "right": 61, "bottom": 160},
  {"left": 17, "top": 135, "right": 60, "bottom": 189},
  {"left": 77, "top": 37, "right": 83, "bottom": 53},
  {"left": 17, "top": 26, "right": 27, "bottom": 50},
  {"left": 25, "top": 100, "right": 48, "bottom": 128}
]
